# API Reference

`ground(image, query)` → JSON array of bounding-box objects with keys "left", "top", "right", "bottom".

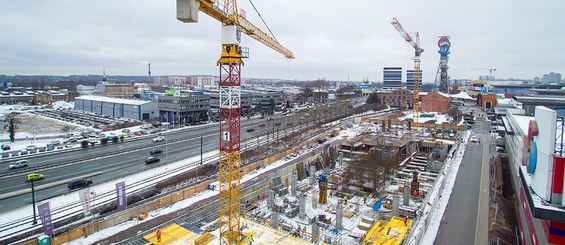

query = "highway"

[
  {"left": 0, "top": 116, "right": 282, "bottom": 212},
  {"left": 435, "top": 109, "right": 492, "bottom": 245},
  {"left": 0, "top": 103, "right": 351, "bottom": 213}
]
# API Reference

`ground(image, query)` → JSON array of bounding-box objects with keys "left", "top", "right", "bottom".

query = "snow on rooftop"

[
  {"left": 449, "top": 91, "right": 474, "bottom": 100},
  {"left": 76, "top": 95, "right": 152, "bottom": 106}
]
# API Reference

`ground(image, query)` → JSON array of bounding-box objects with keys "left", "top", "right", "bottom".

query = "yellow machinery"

[
  {"left": 176, "top": 1, "right": 293, "bottom": 244},
  {"left": 391, "top": 17, "right": 423, "bottom": 124},
  {"left": 319, "top": 175, "right": 328, "bottom": 204}
]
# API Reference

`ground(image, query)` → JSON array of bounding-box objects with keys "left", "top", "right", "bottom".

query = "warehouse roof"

[{"left": 75, "top": 95, "right": 151, "bottom": 106}]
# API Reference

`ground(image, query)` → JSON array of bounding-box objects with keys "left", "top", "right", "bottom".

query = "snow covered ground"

[{"left": 399, "top": 111, "right": 453, "bottom": 124}]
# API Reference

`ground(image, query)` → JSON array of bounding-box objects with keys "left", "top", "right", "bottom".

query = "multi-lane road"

[{"left": 0, "top": 117, "right": 274, "bottom": 212}]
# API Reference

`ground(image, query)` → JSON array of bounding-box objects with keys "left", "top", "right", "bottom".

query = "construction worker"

[
  {"left": 403, "top": 216, "right": 408, "bottom": 226},
  {"left": 248, "top": 234, "right": 254, "bottom": 245},
  {"left": 329, "top": 190, "right": 333, "bottom": 197},
  {"left": 363, "top": 194, "right": 367, "bottom": 204},
  {"left": 343, "top": 195, "right": 348, "bottom": 205},
  {"left": 156, "top": 228, "right": 162, "bottom": 242}
]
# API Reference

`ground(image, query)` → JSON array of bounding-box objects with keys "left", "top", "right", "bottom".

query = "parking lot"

[{"left": 32, "top": 108, "right": 143, "bottom": 130}]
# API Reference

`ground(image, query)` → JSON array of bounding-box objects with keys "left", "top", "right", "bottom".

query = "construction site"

[{"left": 129, "top": 113, "right": 467, "bottom": 245}]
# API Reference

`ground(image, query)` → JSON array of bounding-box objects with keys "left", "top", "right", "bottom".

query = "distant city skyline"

[{"left": 0, "top": 1, "right": 563, "bottom": 83}]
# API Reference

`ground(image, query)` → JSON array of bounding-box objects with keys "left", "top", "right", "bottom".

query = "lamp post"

[
  {"left": 165, "top": 124, "right": 169, "bottom": 163},
  {"left": 30, "top": 179, "right": 37, "bottom": 224}
]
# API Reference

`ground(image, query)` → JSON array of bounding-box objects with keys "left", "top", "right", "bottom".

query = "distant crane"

[
  {"left": 473, "top": 66, "right": 497, "bottom": 81},
  {"left": 391, "top": 17, "right": 423, "bottom": 123},
  {"left": 176, "top": 1, "right": 293, "bottom": 244}
]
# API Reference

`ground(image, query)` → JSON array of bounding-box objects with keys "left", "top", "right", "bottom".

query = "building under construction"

[{"left": 135, "top": 115, "right": 464, "bottom": 245}]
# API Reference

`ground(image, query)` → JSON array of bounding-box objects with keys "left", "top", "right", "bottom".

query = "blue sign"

[{"left": 527, "top": 141, "right": 537, "bottom": 174}]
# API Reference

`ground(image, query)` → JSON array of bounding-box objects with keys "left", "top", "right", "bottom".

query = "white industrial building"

[{"left": 74, "top": 95, "right": 158, "bottom": 120}]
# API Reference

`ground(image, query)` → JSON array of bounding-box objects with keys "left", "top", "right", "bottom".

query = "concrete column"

[
  {"left": 312, "top": 190, "right": 317, "bottom": 209},
  {"left": 310, "top": 165, "right": 316, "bottom": 185},
  {"left": 312, "top": 222, "right": 320, "bottom": 243},
  {"left": 291, "top": 172, "right": 297, "bottom": 197},
  {"left": 272, "top": 211, "right": 279, "bottom": 230},
  {"left": 299, "top": 195, "right": 306, "bottom": 219},
  {"left": 268, "top": 189, "right": 275, "bottom": 210},
  {"left": 392, "top": 196, "right": 400, "bottom": 212},
  {"left": 403, "top": 183, "right": 410, "bottom": 206},
  {"left": 336, "top": 203, "right": 343, "bottom": 230}
]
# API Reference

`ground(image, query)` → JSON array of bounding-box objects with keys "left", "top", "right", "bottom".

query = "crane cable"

[{"left": 248, "top": 0, "right": 278, "bottom": 42}]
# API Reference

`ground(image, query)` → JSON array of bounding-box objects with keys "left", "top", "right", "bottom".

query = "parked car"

[
  {"left": 150, "top": 148, "right": 163, "bottom": 155},
  {"left": 67, "top": 178, "right": 93, "bottom": 189},
  {"left": 145, "top": 157, "right": 160, "bottom": 164},
  {"left": 25, "top": 145, "right": 36, "bottom": 151},
  {"left": 9, "top": 160, "right": 28, "bottom": 169},
  {"left": 246, "top": 128, "right": 255, "bottom": 132},
  {"left": 1, "top": 144, "right": 10, "bottom": 150},
  {"left": 26, "top": 173, "right": 44, "bottom": 182},
  {"left": 153, "top": 136, "right": 165, "bottom": 142}
]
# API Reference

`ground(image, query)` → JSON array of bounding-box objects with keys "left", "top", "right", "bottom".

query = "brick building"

[
  {"left": 377, "top": 88, "right": 413, "bottom": 108},
  {"left": 420, "top": 92, "right": 451, "bottom": 113}
]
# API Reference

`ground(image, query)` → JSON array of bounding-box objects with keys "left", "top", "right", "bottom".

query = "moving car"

[
  {"left": 150, "top": 148, "right": 163, "bottom": 155},
  {"left": 9, "top": 160, "right": 28, "bottom": 169},
  {"left": 470, "top": 136, "right": 479, "bottom": 143},
  {"left": 153, "top": 136, "right": 165, "bottom": 142},
  {"left": 26, "top": 173, "right": 44, "bottom": 182},
  {"left": 67, "top": 179, "right": 93, "bottom": 189},
  {"left": 246, "top": 128, "right": 255, "bottom": 132},
  {"left": 1, "top": 144, "right": 10, "bottom": 150},
  {"left": 145, "top": 157, "right": 160, "bottom": 164}
]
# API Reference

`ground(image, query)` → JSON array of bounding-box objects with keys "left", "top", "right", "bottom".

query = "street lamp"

[{"left": 29, "top": 178, "right": 40, "bottom": 224}]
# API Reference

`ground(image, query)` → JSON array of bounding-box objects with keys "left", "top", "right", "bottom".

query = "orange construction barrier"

[{"left": 138, "top": 211, "right": 149, "bottom": 220}]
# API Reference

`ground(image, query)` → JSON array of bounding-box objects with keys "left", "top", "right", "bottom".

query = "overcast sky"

[{"left": 0, "top": 0, "right": 563, "bottom": 83}]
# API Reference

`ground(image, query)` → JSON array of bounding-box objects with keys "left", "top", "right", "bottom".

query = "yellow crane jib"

[{"left": 176, "top": 0, "right": 294, "bottom": 59}]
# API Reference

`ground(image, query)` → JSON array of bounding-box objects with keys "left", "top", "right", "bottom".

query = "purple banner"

[
  {"left": 38, "top": 202, "right": 53, "bottom": 235},
  {"left": 115, "top": 181, "right": 127, "bottom": 211}
]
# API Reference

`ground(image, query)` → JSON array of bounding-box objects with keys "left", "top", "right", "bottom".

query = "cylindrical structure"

[
  {"left": 312, "top": 222, "right": 320, "bottom": 243},
  {"left": 403, "top": 183, "right": 410, "bottom": 206},
  {"left": 291, "top": 172, "right": 297, "bottom": 197},
  {"left": 299, "top": 195, "right": 306, "bottom": 219},
  {"left": 336, "top": 203, "right": 343, "bottom": 230},
  {"left": 272, "top": 210, "right": 279, "bottom": 230},
  {"left": 312, "top": 190, "right": 317, "bottom": 209},
  {"left": 393, "top": 196, "right": 400, "bottom": 212},
  {"left": 310, "top": 165, "right": 316, "bottom": 185},
  {"left": 268, "top": 189, "right": 275, "bottom": 210}
]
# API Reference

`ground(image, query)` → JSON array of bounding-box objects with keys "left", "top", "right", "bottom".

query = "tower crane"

[
  {"left": 473, "top": 66, "right": 497, "bottom": 81},
  {"left": 176, "top": 1, "right": 293, "bottom": 244},
  {"left": 391, "top": 17, "right": 423, "bottom": 123}
]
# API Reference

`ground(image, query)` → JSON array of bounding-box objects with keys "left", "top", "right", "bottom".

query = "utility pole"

[{"left": 31, "top": 180, "right": 37, "bottom": 224}]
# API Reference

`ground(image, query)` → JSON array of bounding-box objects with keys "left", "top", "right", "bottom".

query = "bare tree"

[{"left": 61, "top": 125, "right": 76, "bottom": 135}]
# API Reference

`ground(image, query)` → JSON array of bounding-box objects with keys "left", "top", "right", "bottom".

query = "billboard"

[
  {"left": 79, "top": 188, "right": 92, "bottom": 216},
  {"left": 116, "top": 181, "right": 127, "bottom": 211},
  {"left": 38, "top": 202, "right": 53, "bottom": 235}
]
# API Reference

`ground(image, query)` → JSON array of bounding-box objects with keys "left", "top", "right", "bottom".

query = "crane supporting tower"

[
  {"left": 176, "top": 0, "right": 293, "bottom": 244},
  {"left": 391, "top": 17, "right": 423, "bottom": 123},
  {"left": 434, "top": 36, "right": 451, "bottom": 93}
]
